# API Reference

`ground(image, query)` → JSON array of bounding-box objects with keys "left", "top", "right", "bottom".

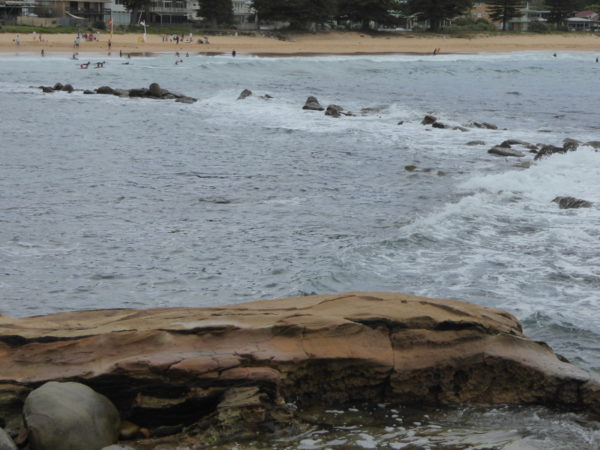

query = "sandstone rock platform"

[{"left": 0, "top": 292, "right": 599, "bottom": 446}]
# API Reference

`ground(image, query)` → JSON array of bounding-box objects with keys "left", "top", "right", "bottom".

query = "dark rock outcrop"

[
  {"left": 470, "top": 121, "right": 498, "bottom": 130},
  {"left": 584, "top": 141, "right": 600, "bottom": 149},
  {"left": 96, "top": 86, "right": 115, "bottom": 95},
  {"left": 237, "top": 89, "right": 252, "bottom": 100},
  {"left": 0, "top": 292, "right": 598, "bottom": 446},
  {"left": 175, "top": 96, "right": 197, "bottom": 104},
  {"left": 534, "top": 144, "right": 566, "bottom": 160},
  {"left": 552, "top": 196, "right": 593, "bottom": 209},
  {"left": 488, "top": 146, "right": 525, "bottom": 157},
  {"left": 325, "top": 104, "right": 344, "bottom": 118},
  {"left": 302, "top": 96, "right": 324, "bottom": 111},
  {"left": 128, "top": 88, "right": 148, "bottom": 98},
  {"left": 23, "top": 382, "right": 120, "bottom": 450},
  {"left": 499, "top": 139, "right": 531, "bottom": 148},
  {"left": 466, "top": 140, "right": 486, "bottom": 146},
  {"left": 563, "top": 138, "right": 581, "bottom": 152},
  {"left": 147, "top": 83, "right": 162, "bottom": 98},
  {"left": 421, "top": 114, "right": 437, "bottom": 125}
]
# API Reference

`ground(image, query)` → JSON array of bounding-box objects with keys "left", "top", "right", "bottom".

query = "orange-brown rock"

[{"left": 0, "top": 292, "right": 599, "bottom": 442}]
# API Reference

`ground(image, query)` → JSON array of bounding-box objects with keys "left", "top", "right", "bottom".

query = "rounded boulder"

[
  {"left": 148, "top": 83, "right": 162, "bottom": 97},
  {"left": 23, "top": 381, "right": 120, "bottom": 450}
]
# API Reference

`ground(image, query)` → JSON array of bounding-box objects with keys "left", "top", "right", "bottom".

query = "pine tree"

[
  {"left": 199, "top": 0, "right": 234, "bottom": 27},
  {"left": 546, "top": 0, "right": 575, "bottom": 26},
  {"left": 487, "top": 0, "right": 524, "bottom": 31},
  {"left": 408, "top": 0, "right": 474, "bottom": 32}
]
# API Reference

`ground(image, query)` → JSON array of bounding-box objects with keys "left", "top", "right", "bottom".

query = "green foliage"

[
  {"left": 487, "top": 0, "right": 524, "bottom": 31},
  {"left": 446, "top": 15, "right": 497, "bottom": 32},
  {"left": 546, "top": 0, "right": 576, "bottom": 24},
  {"left": 336, "top": 0, "right": 401, "bottom": 29},
  {"left": 583, "top": 3, "right": 600, "bottom": 13},
  {"left": 0, "top": 25, "right": 79, "bottom": 34},
  {"left": 527, "top": 20, "right": 551, "bottom": 31},
  {"left": 199, "top": 0, "right": 234, "bottom": 26},
  {"left": 93, "top": 20, "right": 107, "bottom": 30},
  {"left": 407, "top": 0, "right": 474, "bottom": 31},
  {"left": 251, "top": 0, "right": 337, "bottom": 28}
]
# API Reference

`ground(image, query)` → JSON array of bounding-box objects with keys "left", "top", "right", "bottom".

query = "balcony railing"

[{"left": 66, "top": 7, "right": 104, "bottom": 16}]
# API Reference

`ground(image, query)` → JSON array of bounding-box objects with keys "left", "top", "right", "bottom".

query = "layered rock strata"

[{"left": 0, "top": 292, "right": 599, "bottom": 444}]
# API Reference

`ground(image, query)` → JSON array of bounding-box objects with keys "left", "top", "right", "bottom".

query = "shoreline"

[{"left": 1, "top": 32, "right": 600, "bottom": 57}]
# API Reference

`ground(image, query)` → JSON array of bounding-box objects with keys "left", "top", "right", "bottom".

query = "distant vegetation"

[{"left": 0, "top": 25, "right": 79, "bottom": 34}]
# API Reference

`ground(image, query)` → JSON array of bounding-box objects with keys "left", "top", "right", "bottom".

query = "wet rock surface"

[
  {"left": 552, "top": 196, "right": 593, "bottom": 209},
  {"left": 0, "top": 292, "right": 599, "bottom": 447},
  {"left": 39, "top": 83, "right": 197, "bottom": 104},
  {"left": 302, "top": 95, "right": 325, "bottom": 111}
]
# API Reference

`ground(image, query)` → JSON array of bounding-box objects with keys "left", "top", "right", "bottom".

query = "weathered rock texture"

[
  {"left": 23, "top": 381, "right": 120, "bottom": 450},
  {"left": 0, "top": 292, "right": 599, "bottom": 444}
]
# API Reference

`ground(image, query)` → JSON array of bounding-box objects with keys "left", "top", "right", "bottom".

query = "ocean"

[{"left": 1, "top": 50, "right": 599, "bottom": 448}]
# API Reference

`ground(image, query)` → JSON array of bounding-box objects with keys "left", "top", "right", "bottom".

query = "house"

[
  {"left": 566, "top": 10, "right": 600, "bottom": 32},
  {"left": 507, "top": 2, "right": 549, "bottom": 31},
  {"left": 1, "top": 0, "right": 36, "bottom": 22},
  {"left": 24, "top": 0, "right": 109, "bottom": 25}
]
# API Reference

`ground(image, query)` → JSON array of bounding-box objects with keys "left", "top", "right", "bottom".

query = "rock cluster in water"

[
  {"left": 38, "top": 82, "right": 197, "bottom": 104},
  {"left": 0, "top": 292, "right": 599, "bottom": 449}
]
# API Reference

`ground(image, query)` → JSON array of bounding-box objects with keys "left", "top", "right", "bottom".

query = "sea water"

[{"left": 1, "top": 51, "right": 600, "bottom": 448}]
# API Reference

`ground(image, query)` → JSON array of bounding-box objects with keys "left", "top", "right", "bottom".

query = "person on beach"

[
  {"left": 108, "top": 40, "right": 111, "bottom": 50},
  {"left": 232, "top": 49, "right": 236, "bottom": 57},
  {"left": 41, "top": 49, "right": 45, "bottom": 57},
  {"left": 14, "top": 35, "right": 20, "bottom": 46}
]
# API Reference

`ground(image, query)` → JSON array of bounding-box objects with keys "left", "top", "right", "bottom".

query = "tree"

[
  {"left": 487, "top": 0, "right": 524, "bottom": 31},
  {"left": 251, "top": 0, "right": 336, "bottom": 29},
  {"left": 336, "top": 0, "right": 401, "bottom": 30},
  {"left": 407, "top": 0, "right": 474, "bottom": 32},
  {"left": 583, "top": 3, "right": 600, "bottom": 13},
  {"left": 546, "top": 0, "right": 576, "bottom": 25},
  {"left": 121, "top": 0, "right": 151, "bottom": 25},
  {"left": 199, "top": 0, "right": 234, "bottom": 27}
]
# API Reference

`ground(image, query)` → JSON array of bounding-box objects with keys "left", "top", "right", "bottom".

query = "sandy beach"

[{"left": 1, "top": 31, "right": 600, "bottom": 56}]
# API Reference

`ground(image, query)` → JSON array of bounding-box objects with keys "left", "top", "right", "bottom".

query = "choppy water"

[{"left": 1, "top": 50, "right": 600, "bottom": 448}]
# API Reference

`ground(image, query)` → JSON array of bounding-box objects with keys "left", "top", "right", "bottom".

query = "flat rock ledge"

[{"left": 1, "top": 292, "right": 599, "bottom": 447}]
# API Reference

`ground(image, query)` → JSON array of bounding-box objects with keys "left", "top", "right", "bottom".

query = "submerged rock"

[
  {"left": 421, "top": 114, "right": 437, "bottom": 125},
  {"left": 0, "top": 292, "right": 598, "bottom": 446},
  {"left": 466, "top": 140, "right": 486, "bottom": 146},
  {"left": 584, "top": 140, "right": 600, "bottom": 149},
  {"left": 534, "top": 144, "right": 566, "bottom": 160},
  {"left": 562, "top": 138, "right": 581, "bottom": 152},
  {"left": 552, "top": 196, "right": 593, "bottom": 209},
  {"left": 488, "top": 146, "right": 525, "bottom": 157},
  {"left": 325, "top": 104, "right": 344, "bottom": 118},
  {"left": 470, "top": 121, "right": 498, "bottom": 130}
]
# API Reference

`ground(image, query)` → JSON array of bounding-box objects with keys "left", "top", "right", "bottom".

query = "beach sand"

[{"left": 1, "top": 31, "right": 600, "bottom": 56}]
